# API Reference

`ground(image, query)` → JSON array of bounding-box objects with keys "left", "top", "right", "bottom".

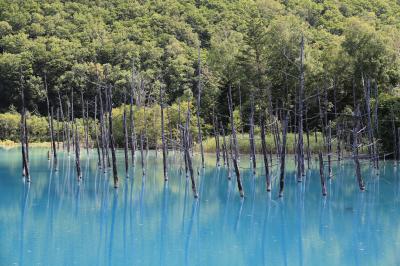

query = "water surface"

[{"left": 0, "top": 148, "right": 399, "bottom": 265}]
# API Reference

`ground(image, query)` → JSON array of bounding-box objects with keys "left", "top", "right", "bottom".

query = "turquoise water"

[{"left": 0, "top": 148, "right": 399, "bottom": 266}]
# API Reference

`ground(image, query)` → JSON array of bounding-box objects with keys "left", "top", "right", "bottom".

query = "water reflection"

[{"left": 0, "top": 149, "right": 399, "bottom": 265}]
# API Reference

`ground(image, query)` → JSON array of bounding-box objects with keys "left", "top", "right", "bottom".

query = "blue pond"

[{"left": 0, "top": 148, "right": 399, "bottom": 265}]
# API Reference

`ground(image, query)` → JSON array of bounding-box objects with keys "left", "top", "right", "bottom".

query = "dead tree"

[
  {"left": 260, "top": 113, "right": 271, "bottom": 191},
  {"left": 20, "top": 73, "right": 30, "bottom": 181},
  {"left": 249, "top": 94, "right": 256, "bottom": 174},
  {"left": 279, "top": 114, "right": 288, "bottom": 197},
  {"left": 123, "top": 89, "right": 129, "bottom": 177},
  {"left": 160, "top": 85, "right": 168, "bottom": 181},
  {"left": 106, "top": 84, "right": 119, "bottom": 188},
  {"left": 353, "top": 105, "right": 365, "bottom": 191},
  {"left": 297, "top": 36, "right": 305, "bottom": 182},
  {"left": 72, "top": 91, "right": 82, "bottom": 181},
  {"left": 363, "top": 76, "right": 377, "bottom": 169},
  {"left": 213, "top": 107, "right": 221, "bottom": 167},
  {"left": 81, "top": 90, "right": 89, "bottom": 154},
  {"left": 318, "top": 152, "right": 327, "bottom": 196},
  {"left": 183, "top": 106, "right": 198, "bottom": 198},
  {"left": 228, "top": 85, "right": 244, "bottom": 197},
  {"left": 44, "top": 74, "right": 54, "bottom": 158},
  {"left": 94, "top": 97, "right": 102, "bottom": 167},
  {"left": 196, "top": 47, "right": 205, "bottom": 168},
  {"left": 50, "top": 106, "right": 57, "bottom": 169},
  {"left": 98, "top": 88, "right": 107, "bottom": 171}
]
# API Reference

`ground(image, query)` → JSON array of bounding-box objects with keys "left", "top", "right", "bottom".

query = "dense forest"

[{"left": 0, "top": 0, "right": 400, "bottom": 154}]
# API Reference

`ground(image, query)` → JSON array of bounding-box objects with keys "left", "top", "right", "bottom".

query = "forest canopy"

[{"left": 0, "top": 0, "right": 399, "bottom": 129}]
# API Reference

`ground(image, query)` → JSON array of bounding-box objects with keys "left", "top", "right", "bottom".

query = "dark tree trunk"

[
  {"left": 297, "top": 36, "right": 305, "bottom": 182},
  {"left": 228, "top": 85, "right": 244, "bottom": 197},
  {"left": 123, "top": 90, "right": 129, "bottom": 177},
  {"left": 184, "top": 107, "right": 198, "bottom": 198},
  {"left": 249, "top": 95, "right": 256, "bottom": 174},
  {"left": 279, "top": 114, "right": 288, "bottom": 198},
  {"left": 160, "top": 86, "right": 168, "bottom": 181},
  {"left": 213, "top": 107, "right": 220, "bottom": 167},
  {"left": 50, "top": 106, "right": 58, "bottom": 169},
  {"left": 107, "top": 85, "right": 119, "bottom": 188},
  {"left": 353, "top": 105, "right": 365, "bottom": 191},
  {"left": 20, "top": 74, "right": 30, "bottom": 181},
  {"left": 260, "top": 114, "right": 270, "bottom": 191},
  {"left": 94, "top": 97, "right": 102, "bottom": 167},
  {"left": 318, "top": 152, "right": 327, "bottom": 196}
]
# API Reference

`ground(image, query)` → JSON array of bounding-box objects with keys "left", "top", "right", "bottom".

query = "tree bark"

[{"left": 228, "top": 85, "right": 244, "bottom": 197}]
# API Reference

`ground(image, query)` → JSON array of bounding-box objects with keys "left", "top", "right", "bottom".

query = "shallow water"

[{"left": 0, "top": 148, "right": 399, "bottom": 266}]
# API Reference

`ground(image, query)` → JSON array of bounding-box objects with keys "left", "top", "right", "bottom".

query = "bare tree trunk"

[
  {"left": 249, "top": 94, "right": 256, "bottom": 174},
  {"left": 129, "top": 72, "right": 137, "bottom": 166},
  {"left": 106, "top": 85, "right": 119, "bottom": 188},
  {"left": 94, "top": 97, "right": 102, "bottom": 167},
  {"left": 58, "top": 92, "right": 67, "bottom": 152},
  {"left": 123, "top": 90, "right": 129, "bottom": 177},
  {"left": 261, "top": 113, "right": 270, "bottom": 191},
  {"left": 44, "top": 74, "right": 53, "bottom": 157},
  {"left": 353, "top": 105, "right": 365, "bottom": 191},
  {"left": 160, "top": 86, "right": 168, "bottom": 181},
  {"left": 98, "top": 90, "right": 107, "bottom": 171},
  {"left": 391, "top": 110, "right": 398, "bottom": 161},
  {"left": 20, "top": 74, "right": 30, "bottom": 181},
  {"left": 50, "top": 106, "right": 58, "bottom": 170},
  {"left": 327, "top": 123, "right": 332, "bottom": 178},
  {"left": 279, "top": 114, "right": 288, "bottom": 197},
  {"left": 228, "top": 85, "right": 244, "bottom": 197},
  {"left": 196, "top": 47, "right": 205, "bottom": 168},
  {"left": 213, "top": 107, "right": 220, "bottom": 167},
  {"left": 318, "top": 152, "right": 327, "bottom": 196},
  {"left": 297, "top": 36, "right": 305, "bottom": 182},
  {"left": 363, "top": 76, "right": 377, "bottom": 169},
  {"left": 74, "top": 122, "right": 82, "bottom": 181},
  {"left": 184, "top": 106, "right": 198, "bottom": 198}
]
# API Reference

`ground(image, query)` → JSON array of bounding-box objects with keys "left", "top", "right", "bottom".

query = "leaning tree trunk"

[
  {"left": 184, "top": 106, "right": 198, "bottom": 198},
  {"left": 228, "top": 85, "right": 244, "bottom": 197}
]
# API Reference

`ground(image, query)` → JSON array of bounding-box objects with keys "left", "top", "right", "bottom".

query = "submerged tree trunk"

[
  {"left": 94, "top": 97, "right": 102, "bottom": 167},
  {"left": 260, "top": 114, "right": 270, "bottom": 191},
  {"left": 184, "top": 106, "right": 198, "bottom": 198},
  {"left": 20, "top": 75, "right": 30, "bottom": 181},
  {"left": 107, "top": 85, "right": 119, "bottom": 188},
  {"left": 249, "top": 95, "right": 256, "bottom": 175},
  {"left": 228, "top": 85, "right": 244, "bottom": 197},
  {"left": 213, "top": 107, "right": 220, "bottom": 167},
  {"left": 160, "top": 86, "right": 168, "bottom": 181},
  {"left": 123, "top": 90, "right": 129, "bottom": 177},
  {"left": 279, "top": 114, "right": 288, "bottom": 197},
  {"left": 50, "top": 106, "right": 58, "bottom": 169},
  {"left": 318, "top": 152, "right": 327, "bottom": 196},
  {"left": 353, "top": 105, "right": 365, "bottom": 191},
  {"left": 196, "top": 47, "right": 205, "bottom": 168}
]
